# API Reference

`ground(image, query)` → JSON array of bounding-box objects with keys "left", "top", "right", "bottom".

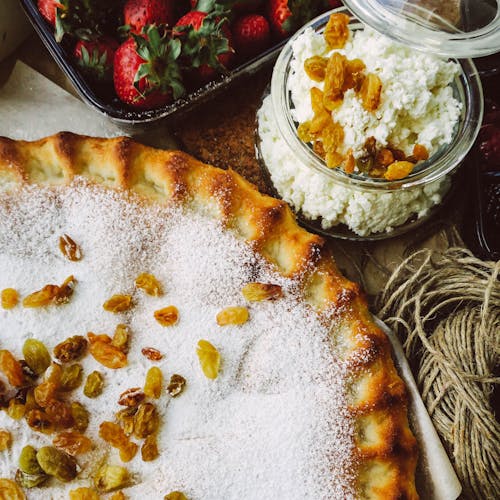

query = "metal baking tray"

[{"left": 19, "top": 0, "right": 287, "bottom": 128}]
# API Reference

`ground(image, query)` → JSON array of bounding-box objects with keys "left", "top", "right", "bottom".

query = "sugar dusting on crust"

[{"left": 0, "top": 181, "right": 355, "bottom": 499}]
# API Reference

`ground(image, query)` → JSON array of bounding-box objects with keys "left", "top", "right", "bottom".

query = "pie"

[{"left": 0, "top": 133, "right": 418, "bottom": 499}]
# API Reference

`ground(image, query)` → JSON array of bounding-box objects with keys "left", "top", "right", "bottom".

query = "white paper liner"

[
  {"left": 376, "top": 318, "right": 462, "bottom": 499},
  {"left": 0, "top": 60, "right": 462, "bottom": 500}
]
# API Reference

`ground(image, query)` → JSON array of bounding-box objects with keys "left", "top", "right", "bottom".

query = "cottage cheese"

[
  {"left": 289, "top": 27, "right": 462, "bottom": 158},
  {"left": 256, "top": 26, "right": 461, "bottom": 236}
]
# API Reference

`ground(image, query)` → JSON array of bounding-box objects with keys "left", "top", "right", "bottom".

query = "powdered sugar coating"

[{"left": 0, "top": 181, "right": 355, "bottom": 499}]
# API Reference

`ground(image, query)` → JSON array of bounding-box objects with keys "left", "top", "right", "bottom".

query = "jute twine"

[{"left": 374, "top": 247, "right": 500, "bottom": 500}]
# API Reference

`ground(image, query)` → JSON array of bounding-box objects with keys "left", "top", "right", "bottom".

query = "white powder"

[
  {"left": 0, "top": 181, "right": 355, "bottom": 499},
  {"left": 289, "top": 27, "right": 462, "bottom": 158}
]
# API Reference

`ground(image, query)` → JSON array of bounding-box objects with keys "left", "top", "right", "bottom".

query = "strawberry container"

[{"left": 19, "top": 0, "right": 292, "bottom": 130}]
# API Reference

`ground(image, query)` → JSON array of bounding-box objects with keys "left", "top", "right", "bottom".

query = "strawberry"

[
  {"left": 268, "top": 0, "right": 323, "bottom": 38},
  {"left": 175, "top": 11, "right": 234, "bottom": 83},
  {"left": 124, "top": 0, "right": 176, "bottom": 33},
  {"left": 328, "top": 0, "right": 342, "bottom": 7},
  {"left": 217, "top": 0, "right": 263, "bottom": 13},
  {"left": 38, "top": 0, "right": 121, "bottom": 42},
  {"left": 232, "top": 15, "right": 270, "bottom": 58},
  {"left": 113, "top": 25, "right": 184, "bottom": 109},
  {"left": 74, "top": 37, "right": 119, "bottom": 81},
  {"left": 37, "top": 0, "right": 63, "bottom": 26}
]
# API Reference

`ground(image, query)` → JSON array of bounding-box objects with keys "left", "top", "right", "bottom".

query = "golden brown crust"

[{"left": 0, "top": 132, "right": 418, "bottom": 499}]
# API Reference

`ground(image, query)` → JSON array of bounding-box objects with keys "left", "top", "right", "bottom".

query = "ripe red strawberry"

[
  {"left": 268, "top": 0, "right": 322, "bottom": 38},
  {"left": 113, "top": 26, "right": 184, "bottom": 109},
  {"left": 175, "top": 11, "right": 234, "bottom": 83},
  {"left": 124, "top": 0, "right": 176, "bottom": 33},
  {"left": 38, "top": 0, "right": 120, "bottom": 42},
  {"left": 38, "top": 0, "right": 63, "bottom": 26},
  {"left": 232, "top": 15, "right": 270, "bottom": 58},
  {"left": 74, "top": 37, "right": 119, "bottom": 81}
]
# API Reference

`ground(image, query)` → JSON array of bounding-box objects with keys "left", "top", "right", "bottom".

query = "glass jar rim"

[{"left": 270, "top": 8, "right": 484, "bottom": 193}]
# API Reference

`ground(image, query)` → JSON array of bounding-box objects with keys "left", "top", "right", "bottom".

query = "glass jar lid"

[{"left": 343, "top": 0, "right": 500, "bottom": 58}]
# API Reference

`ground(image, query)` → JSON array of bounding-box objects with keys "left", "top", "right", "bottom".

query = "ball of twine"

[{"left": 375, "top": 247, "right": 500, "bottom": 500}]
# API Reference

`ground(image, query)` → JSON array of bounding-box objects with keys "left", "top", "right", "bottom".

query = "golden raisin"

[
  {"left": 0, "top": 430, "right": 12, "bottom": 451},
  {"left": 34, "top": 381, "right": 58, "bottom": 408},
  {"left": 59, "top": 234, "right": 82, "bottom": 261},
  {"left": 89, "top": 339, "right": 127, "bottom": 369},
  {"left": 7, "top": 400, "right": 25, "bottom": 420},
  {"left": 18, "top": 445, "right": 44, "bottom": 475},
  {"left": 103, "top": 294, "right": 133, "bottom": 313},
  {"left": 154, "top": 306, "right": 179, "bottom": 326},
  {"left": 54, "top": 335, "right": 88, "bottom": 363},
  {"left": 164, "top": 493, "right": 187, "bottom": 500},
  {"left": 375, "top": 148, "right": 395, "bottom": 168},
  {"left": 60, "top": 363, "right": 84, "bottom": 392},
  {"left": 196, "top": 340, "right": 220, "bottom": 380},
  {"left": 1, "top": 288, "right": 18, "bottom": 309},
  {"left": 343, "top": 58, "right": 366, "bottom": 92},
  {"left": 144, "top": 367, "right": 162, "bottom": 399},
  {"left": 119, "top": 441, "right": 139, "bottom": 463},
  {"left": 133, "top": 403, "right": 159, "bottom": 439},
  {"left": 0, "top": 350, "right": 24, "bottom": 387},
  {"left": 304, "top": 56, "right": 328, "bottom": 82},
  {"left": 112, "top": 324, "right": 131, "bottom": 353},
  {"left": 118, "top": 388, "right": 145, "bottom": 407},
  {"left": 141, "top": 347, "right": 163, "bottom": 361},
  {"left": 344, "top": 151, "right": 355, "bottom": 174},
  {"left": 297, "top": 121, "right": 313, "bottom": 143},
  {"left": 99, "top": 422, "right": 137, "bottom": 462},
  {"left": 45, "top": 400, "right": 75, "bottom": 429},
  {"left": 23, "top": 339, "right": 51, "bottom": 376},
  {"left": 99, "top": 421, "right": 130, "bottom": 449},
  {"left": 84, "top": 371, "right": 104, "bottom": 398},
  {"left": 310, "top": 87, "right": 325, "bottom": 115},
  {"left": 141, "top": 434, "right": 159, "bottom": 462},
  {"left": 94, "top": 465, "right": 130, "bottom": 492},
  {"left": 0, "top": 478, "right": 25, "bottom": 499},
  {"left": 216, "top": 306, "right": 249, "bottom": 326},
  {"left": 71, "top": 402, "right": 89, "bottom": 432},
  {"left": 166, "top": 374, "right": 186, "bottom": 398},
  {"left": 135, "top": 273, "right": 163, "bottom": 296},
  {"left": 69, "top": 488, "right": 99, "bottom": 500},
  {"left": 242, "top": 283, "right": 283, "bottom": 302},
  {"left": 54, "top": 275, "right": 77, "bottom": 304},
  {"left": 384, "top": 161, "right": 415, "bottom": 180},
  {"left": 26, "top": 409, "right": 53, "bottom": 434},
  {"left": 413, "top": 143, "right": 429, "bottom": 161},
  {"left": 323, "top": 53, "right": 347, "bottom": 111},
  {"left": 325, "top": 151, "right": 344, "bottom": 168},
  {"left": 324, "top": 12, "right": 350, "bottom": 49},
  {"left": 53, "top": 431, "right": 92, "bottom": 456},
  {"left": 22, "top": 284, "right": 59, "bottom": 308},
  {"left": 359, "top": 73, "right": 382, "bottom": 111},
  {"left": 111, "top": 492, "right": 126, "bottom": 500},
  {"left": 36, "top": 446, "right": 77, "bottom": 482},
  {"left": 322, "top": 121, "right": 344, "bottom": 152},
  {"left": 116, "top": 408, "right": 136, "bottom": 436}
]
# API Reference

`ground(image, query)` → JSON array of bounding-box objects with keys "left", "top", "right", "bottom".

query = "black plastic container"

[{"left": 19, "top": 0, "right": 288, "bottom": 129}]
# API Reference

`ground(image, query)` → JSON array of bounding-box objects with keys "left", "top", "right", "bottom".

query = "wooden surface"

[{"left": 0, "top": 34, "right": 463, "bottom": 297}]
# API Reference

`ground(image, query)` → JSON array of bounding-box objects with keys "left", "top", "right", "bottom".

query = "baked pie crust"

[{"left": 0, "top": 132, "right": 418, "bottom": 499}]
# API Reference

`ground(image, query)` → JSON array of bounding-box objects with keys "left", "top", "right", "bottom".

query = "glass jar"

[{"left": 255, "top": 7, "right": 484, "bottom": 240}]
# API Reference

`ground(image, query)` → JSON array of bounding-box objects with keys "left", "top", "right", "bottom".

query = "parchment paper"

[
  {"left": 377, "top": 318, "right": 462, "bottom": 500},
  {"left": 0, "top": 61, "right": 462, "bottom": 500}
]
